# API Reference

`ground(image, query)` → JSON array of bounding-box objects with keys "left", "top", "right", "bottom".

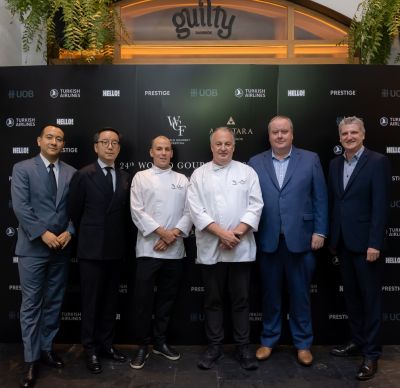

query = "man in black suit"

[
  {"left": 328, "top": 116, "right": 390, "bottom": 381},
  {"left": 68, "top": 127, "right": 130, "bottom": 374}
]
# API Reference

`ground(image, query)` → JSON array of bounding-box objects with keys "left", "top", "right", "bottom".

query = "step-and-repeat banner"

[{"left": 1, "top": 65, "right": 400, "bottom": 345}]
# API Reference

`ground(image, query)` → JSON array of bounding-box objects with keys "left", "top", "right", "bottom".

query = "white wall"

[
  {"left": 0, "top": 0, "right": 46, "bottom": 66},
  {"left": 0, "top": 0, "right": 362, "bottom": 66}
]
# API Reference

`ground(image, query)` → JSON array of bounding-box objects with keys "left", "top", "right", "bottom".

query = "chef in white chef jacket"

[
  {"left": 187, "top": 127, "right": 263, "bottom": 371},
  {"left": 129, "top": 135, "right": 192, "bottom": 369}
]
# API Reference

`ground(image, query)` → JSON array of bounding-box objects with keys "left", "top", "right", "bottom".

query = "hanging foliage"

[
  {"left": 348, "top": 0, "right": 400, "bottom": 64},
  {"left": 6, "top": 0, "right": 125, "bottom": 61}
]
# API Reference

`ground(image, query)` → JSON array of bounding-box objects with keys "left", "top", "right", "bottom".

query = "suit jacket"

[
  {"left": 248, "top": 146, "right": 328, "bottom": 253},
  {"left": 328, "top": 147, "right": 390, "bottom": 252},
  {"left": 68, "top": 161, "right": 131, "bottom": 260},
  {"left": 11, "top": 154, "right": 76, "bottom": 257}
]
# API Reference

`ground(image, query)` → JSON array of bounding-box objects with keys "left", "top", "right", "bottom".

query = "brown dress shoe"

[
  {"left": 297, "top": 349, "right": 313, "bottom": 366},
  {"left": 256, "top": 346, "right": 272, "bottom": 361}
]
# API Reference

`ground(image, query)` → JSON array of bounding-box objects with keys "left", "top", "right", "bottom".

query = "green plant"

[
  {"left": 6, "top": 0, "right": 125, "bottom": 61},
  {"left": 348, "top": 0, "right": 400, "bottom": 64}
]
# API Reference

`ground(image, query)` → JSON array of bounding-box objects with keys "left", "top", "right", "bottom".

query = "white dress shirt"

[
  {"left": 187, "top": 160, "right": 263, "bottom": 265},
  {"left": 130, "top": 166, "right": 192, "bottom": 259}
]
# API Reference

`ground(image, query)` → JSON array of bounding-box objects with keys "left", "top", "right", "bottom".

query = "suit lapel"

[
  {"left": 344, "top": 148, "right": 368, "bottom": 194},
  {"left": 281, "top": 147, "right": 300, "bottom": 191},
  {"left": 56, "top": 162, "right": 67, "bottom": 207},
  {"left": 336, "top": 157, "right": 345, "bottom": 196},
  {"left": 262, "top": 150, "right": 280, "bottom": 190}
]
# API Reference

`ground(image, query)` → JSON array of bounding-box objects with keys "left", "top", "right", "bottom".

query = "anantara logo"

[{"left": 172, "top": 0, "right": 236, "bottom": 39}]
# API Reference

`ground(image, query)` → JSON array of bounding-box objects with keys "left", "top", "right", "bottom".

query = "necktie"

[
  {"left": 48, "top": 163, "right": 57, "bottom": 200},
  {"left": 105, "top": 167, "right": 114, "bottom": 202}
]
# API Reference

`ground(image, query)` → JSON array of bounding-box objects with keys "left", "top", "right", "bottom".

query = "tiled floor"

[{"left": 1, "top": 343, "right": 400, "bottom": 387}]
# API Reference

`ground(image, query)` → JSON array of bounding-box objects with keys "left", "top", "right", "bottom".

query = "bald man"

[{"left": 130, "top": 136, "right": 192, "bottom": 369}]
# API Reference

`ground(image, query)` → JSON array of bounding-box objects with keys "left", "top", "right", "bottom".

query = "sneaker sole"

[
  {"left": 152, "top": 349, "right": 180, "bottom": 361},
  {"left": 129, "top": 353, "right": 149, "bottom": 370}
]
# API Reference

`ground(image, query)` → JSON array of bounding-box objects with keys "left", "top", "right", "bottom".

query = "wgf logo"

[{"left": 167, "top": 116, "right": 186, "bottom": 137}]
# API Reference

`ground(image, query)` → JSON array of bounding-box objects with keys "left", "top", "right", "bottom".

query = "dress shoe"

[
  {"left": 130, "top": 346, "right": 149, "bottom": 369},
  {"left": 356, "top": 359, "right": 378, "bottom": 381},
  {"left": 297, "top": 349, "right": 313, "bottom": 366},
  {"left": 40, "top": 350, "right": 64, "bottom": 368},
  {"left": 330, "top": 342, "right": 361, "bottom": 357},
  {"left": 101, "top": 346, "right": 127, "bottom": 362},
  {"left": 20, "top": 362, "right": 39, "bottom": 388},
  {"left": 256, "top": 346, "right": 272, "bottom": 361},
  {"left": 86, "top": 354, "right": 102, "bottom": 374},
  {"left": 197, "top": 345, "right": 224, "bottom": 369},
  {"left": 153, "top": 343, "right": 181, "bottom": 361},
  {"left": 236, "top": 345, "right": 258, "bottom": 370}
]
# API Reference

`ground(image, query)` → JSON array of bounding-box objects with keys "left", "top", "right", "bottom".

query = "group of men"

[{"left": 11, "top": 115, "right": 390, "bottom": 388}]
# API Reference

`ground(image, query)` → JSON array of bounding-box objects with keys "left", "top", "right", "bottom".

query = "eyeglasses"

[{"left": 96, "top": 140, "right": 120, "bottom": 147}]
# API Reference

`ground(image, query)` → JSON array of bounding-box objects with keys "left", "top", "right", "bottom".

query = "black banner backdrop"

[{"left": 1, "top": 65, "right": 400, "bottom": 345}]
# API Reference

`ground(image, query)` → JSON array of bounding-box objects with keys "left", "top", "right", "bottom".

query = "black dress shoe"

[
  {"left": 130, "top": 346, "right": 149, "bottom": 369},
  {"left": 236, "top": 345, "right": 258, "bottom": 370},
  {"left": 101, "top": 346, "right": 127, "bottom": 362},
  {"left": 153, "top": 343, "right": 181, "bottom": 361},
  {"left": 330, "top": 342, "right": 361, "bottom": 357},
  {"left": 197, "top": 345, "right": 223, "bottom": 370},
  {"left": 86, "top": 354, "right": 102, "bottom": 374},
  {"left": 41, "top": 350, "right": 64, "bottom": 368},
  {"left": 20, "top": 362, "right": 39, "bottom": 388},
  {"left": 356, "top": 359, "right": 378, "bottom": 381}
]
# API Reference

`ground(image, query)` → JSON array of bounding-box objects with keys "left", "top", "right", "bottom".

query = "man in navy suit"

[
  {"left": 68, "top": 127, "right": 130, "bottom": 374},
  {"left": 11, "top": 125, "right": 76, "bottom": 388},
  {"left": 248, "top": 115, "right": 328, "bottom": 366},
  {"left": 329, "top": 116, "right": 390, "bottom": 381}
]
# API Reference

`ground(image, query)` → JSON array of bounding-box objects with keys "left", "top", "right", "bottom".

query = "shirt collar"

[
  {"left": 97, "top": 158, "right": 115, "bottom": 170},
  {"left": 40, "top": 153, "right": 59, "bottom": 168},
  {"left": 152, "top": 165, "right": 172, "bottom": 174},
  {"left": 212, "top": 160, "right": 231, "bottom": 171},
  {"left": 272, "top": 147, "right": 292, "bottom": 161},
  {"left": 343, "top": 146, "right": 364, "bottom": 162}
]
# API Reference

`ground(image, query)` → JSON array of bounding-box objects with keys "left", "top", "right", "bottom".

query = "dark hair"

[
  {"left": 93, "top": 127, "right": 121, "bottom": 143},
  {"left": 39, "top": 125, "right": 65, "bottom": 139}
]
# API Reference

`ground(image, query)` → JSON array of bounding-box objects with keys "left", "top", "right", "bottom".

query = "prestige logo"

[
  {"left": 144, "top": 90, "right": 171, "bottom": 96},
  {"left": 167, "top": 115, "right": 186, "bottom": 137},
  {"left": 172, "top": 0, "right": 236, "bottom": 39},
  {"left": 330, "top": 90, "right": 356, "bottom": 96},
  {"left": 8, "top": 89, "right": 34, "bottom": 99},
  {"left": 62, "top": 147, "right": 78, "bottom": 153},
  {"left": 328, "top": 314, "right": 348, "bottom": 320}
]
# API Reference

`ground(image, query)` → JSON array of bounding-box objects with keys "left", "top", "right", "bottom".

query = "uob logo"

[{"left": 167, "top": 116, "right": 186, "bottom": 137}]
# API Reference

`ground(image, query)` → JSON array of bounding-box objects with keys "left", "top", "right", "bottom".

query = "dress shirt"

[
  {"left": 272, "top": 148, "right": 291, "bottom": 188},
  {"left": 39, "top": 153, "right": 59, "bottom": 186},
  {"left": 187, "top": 160, "right": 263, "bottom": 265},
  {"left": 343, "top": 146, "right": 364, "bottom": 189},
  {"left": 130, "top": 166, "right": 192, "bottom": 259},
  {"left": 97, "top": 158, "right": 116, "bottom": 191}
]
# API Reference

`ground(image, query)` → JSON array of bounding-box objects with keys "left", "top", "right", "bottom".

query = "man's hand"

[
  {"left": 154, "top": 239, "right": 169, "bottom": 252},
  {"left": 41, "top": 231, "right": 61, "bottom": 249},
  {"left": 366, "top": 247, "right": 380, "bottom": 262},
  {"left": 56, "top": 231, "right": 72, "bottom": 249},
  {"left": 311, "top": 234, "right": 325, "bottom": 250}
]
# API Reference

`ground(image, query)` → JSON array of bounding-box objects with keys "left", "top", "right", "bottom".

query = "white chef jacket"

[
  {"left": 187, "top": 160, "right": 263, "bottom": 265},
  {"left": 130, "top": 166, "right": 192, "bottom": 259}
]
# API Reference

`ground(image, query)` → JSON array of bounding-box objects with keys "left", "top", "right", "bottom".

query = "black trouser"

[
  {"left": 134, "top": 257, "right": 183, "bottom": 346},
  {"left": 79, "top": 259, "right": 121, "bottom": 356},
  {"left": 338, "top": 245, "right": 383, "bottom": 360},
  {"left": 201, "top": 262, "right": 252, "bottom": 346}
]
